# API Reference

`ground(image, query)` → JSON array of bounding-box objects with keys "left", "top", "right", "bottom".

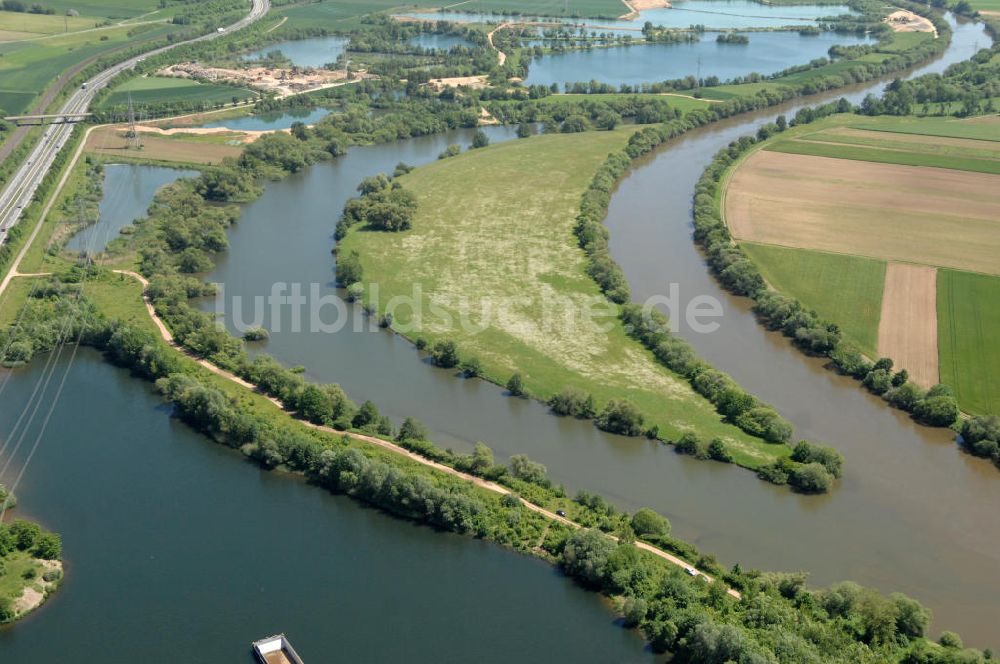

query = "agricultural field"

[
  {"left": 741, "top": 243, "right": 885, "bottom": 356},
  {"left": 765, "top": 125, "right": 1000, "bottom": 174},
  {"left": 725, "top": 114, "right": 1000, "bottom": 409},
  {"left": 938, "top": 270, "right": 1000, "bottom": 415},
  {"left": 340, "top": 129, "right": 791, "bottom": 467},
  {"left": 967, "top": 0, "right": 1000, "bottom": 14},
  {"left": 0, "top": 22, "right": 175, "bottom": 114},
  {"left": 278, "top": 0, "right": 630, "bottom": 31},
  {"left": 84, "top": 125, "right": 245, "bottom": 165},
  {"left": 18, "top": 0, "right": 161, "bottom": 19},
  {"left": 97, "top": 75, "right": 256, "bottom": 110}
]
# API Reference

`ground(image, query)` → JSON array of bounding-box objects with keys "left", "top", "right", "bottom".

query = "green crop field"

[
  {"left": 98, "top": 76, "right": 255, "bottom": 109},
  {"left": 22, "top": 0, "right": 161, "bottom": 19},
  {"left": 765, "top": 136, "right": 1000, "bottom": 174},
  {"left": 0, "top": 22, "right": 174, "bottom": 114},
  {"left": 968, "top": 0, "right": 1000, "bottom": 12},
  {"left": 279, "top": 0, "right": 630, "bottom": 30},
  {"left": 0, "top": 11, "right": 100, "bottom": 37},
  {"left": 938, "top": 270, "right": 1000, "bottom": 416},
  {"left": 854, "top": 116, "right": 1000, "bottom": 142},
  {"left": 340, "top": 129, "right": 791, "bottom": 468},
  {"left": 742, "top": 243, "right": 885, "bottom": 356}
]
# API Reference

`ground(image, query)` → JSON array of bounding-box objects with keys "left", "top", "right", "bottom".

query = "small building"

[{"left": 252, "top": 634, "right": 305, "bottom": 664}]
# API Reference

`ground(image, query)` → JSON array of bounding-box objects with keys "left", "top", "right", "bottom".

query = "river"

[
  {"left": 196, "top": 12, "right": 998, "bottom": 647},
  {"left": 0, "top": 350, "right": 652, "bottom": 662},
  {"left": 8, "top": 11, "right": 995, "bottom": 653}
]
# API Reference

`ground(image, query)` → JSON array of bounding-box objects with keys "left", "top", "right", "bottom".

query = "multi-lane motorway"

[{"left": 0, "top": 0, "right": 270, "bottom": 246}]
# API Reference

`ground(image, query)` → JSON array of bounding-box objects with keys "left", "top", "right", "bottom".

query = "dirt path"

[
  {"left": 877, "top": 263, "right": 939, "bottom": 387},
  {"left": 112, "top": 269, "right": 740, "bottom": 599}
]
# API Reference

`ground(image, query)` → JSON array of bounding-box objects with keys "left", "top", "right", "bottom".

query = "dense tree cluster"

[
  {"left": 960, "top": 415, "right": 1000, "bottom": 468},
  {"left": 336, "top": 172, "right": 418, "bottom": 238},
  {"left": 555, "top": 525, "right": 994, "bottom": 663}
]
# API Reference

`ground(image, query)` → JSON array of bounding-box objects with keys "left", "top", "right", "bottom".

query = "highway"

[{"left": 0, "top": 0, "right": 270, "bottom": 246}]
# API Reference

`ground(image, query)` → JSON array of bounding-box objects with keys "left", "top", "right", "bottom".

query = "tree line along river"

[{"left": 0, "top": 11, "right": 995, "bottom": 660}]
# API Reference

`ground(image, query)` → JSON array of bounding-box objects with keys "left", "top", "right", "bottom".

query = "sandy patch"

[
  {"left": 11, "top": 559, "right": 62, "bottom": 617},
  {"left": 620, "top": 0, "right": 671, "bottom": 19},
  {"left": 725, "top": 150, "right": 1000, "bottom": 275},
  {"left": 159, "top": 62, "right": 371, "bottom": 98},
  {"left": 426, "top": 75, "right": 489, "bottom": 91},
  {"left": 884, "top": 9, "right": 936, "bottom": 36},
  {"left": 878, "top": 264, "right": 938, "bottom": 387}
]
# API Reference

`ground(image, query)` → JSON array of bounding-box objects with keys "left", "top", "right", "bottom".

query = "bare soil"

[
  {"left": 884, "top": 9, "right": 937, "bottom": 36},
  {"left": 725, "top": 151, "right": 1000, "bottom": 275},
  {"left": 878, "top": 263, "right": 939, "bottom": 387}
]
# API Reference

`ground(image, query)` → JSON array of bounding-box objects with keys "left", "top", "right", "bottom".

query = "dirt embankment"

[{"left": 878, "top": 263, "right": 939, "bottom": 387}]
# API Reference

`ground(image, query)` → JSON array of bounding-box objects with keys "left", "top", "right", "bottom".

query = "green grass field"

[
  {"left": 741, "top": 243, "right": 885, "bottom": 356},
  {"left": 0, "top": 549, "right": 46, "bottom": 612},
  {"left": 853, "top": 116, "right": 1000, "bottom": 142},
  {"left": 340, "top": 129, "right": 790, "bottom": 468},
  {"left": 937, "top": 270, "right": 1000, "bottom": 416},
  {"left": 765, "top": 135, "right": 1000, "bottom": 174},
  {"left": 98, "top": 76, "right": 255, "bottom": 109}
]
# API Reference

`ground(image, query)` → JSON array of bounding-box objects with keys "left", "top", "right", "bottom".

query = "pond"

[
  {"left": 243, "top": 35, "right": 348, "bottom": 68},
  {"left": 523, "top": 30, "right": 874, "bottom": 87},
  {"left": 399, "top": 0, "right": 855, "bottom": 31},
  {"left": 64, "top": 164, "right": 196, "bottom": 254},
  {"left": 197, "top": 107, "right": 332, "bottom": 132},
  {"left": 409, "top": 33, "right": 474, "bottom": 50}
]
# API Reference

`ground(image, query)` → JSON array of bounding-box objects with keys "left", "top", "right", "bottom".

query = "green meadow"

[
  {"left": 97, "top": 76, "right": 255, "bottom": 109},
  {"left": 340, "top": 129, "right": 791, "bottom": 468},
  {"left": 938, "top": 270, "right": 1000, "bottom": 416},
  {"left": 741, "top": 243, "right": 886, "bottom": 357}
]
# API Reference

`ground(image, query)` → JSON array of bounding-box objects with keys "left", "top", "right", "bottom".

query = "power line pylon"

[{"left": 124, "top": 92, "right": 141, "bottom": 150}]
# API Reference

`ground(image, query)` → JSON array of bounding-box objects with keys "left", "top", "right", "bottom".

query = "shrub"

[
  {"left": 789, "top": 463, "right": 833, "bottom": 494},
  {"left": 506, "top": 373, "right": 525, "bottom": 396},
  {"left": 631, "top": 508, "right": 670, "bottom": 538},
  {"left": 242, "top": 326, "right": 269, "bottom": 341},
  {"left": 707, "top": 438, "right": 732, "bottom": 463},
  {"left": 430, "top": 340, "right": 460, "bottom": 368},
  {"left": 596, "top": 399, "right": 644, "bottom": 437}
]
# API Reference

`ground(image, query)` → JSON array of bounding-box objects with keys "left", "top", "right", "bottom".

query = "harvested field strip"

[
  {"left": 765, "top": 137, "right": 1000, "bottom": 175},
  {"left": 742, "top": 243, "right": 884, "bottom": 356},
  {"left": 803, "top": 127, "right": 1000, "bottom": 160},
  {"left": 84, "top": 126, "right": 243, "bottom": 165},
  {"left": 853, "top": 115, "right": 1000, "bottom": 142},
  {"left": 877, "top": 263, "right": 938, "bottom": 388},
  {"left": 725, "top": 151, "right": 1000, "bottom": 275},
  {"left": 938, "top": 270, "right": 1000, "bottom": 415}
]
